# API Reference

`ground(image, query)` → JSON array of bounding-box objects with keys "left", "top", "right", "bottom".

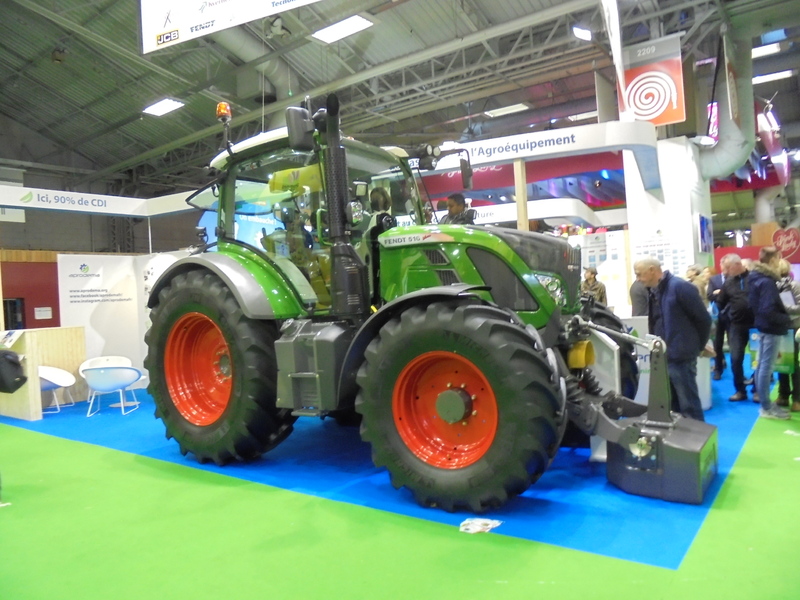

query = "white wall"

[{"left": 625, "top": 136, "right": 714, "bottom": 271}]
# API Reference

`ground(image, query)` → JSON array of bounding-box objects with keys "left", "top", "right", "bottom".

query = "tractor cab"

[{"left": 186, "top": 133, "right": 421, "bottom": 312}]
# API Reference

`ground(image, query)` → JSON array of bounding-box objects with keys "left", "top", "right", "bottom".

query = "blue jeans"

[
  {"left": 728, "top": 323, "right": 751, "bottom": 394},
  {"left": 756, "top": 333, "right": 780, "bottom": 411},
  {"left": 667, "top": 359, "right": 704, "bottom": 421}
]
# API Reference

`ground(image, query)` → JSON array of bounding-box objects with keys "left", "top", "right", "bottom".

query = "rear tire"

[
  {"left": 356, "top": 300, "right": 561, "bottom": 512},
  {"left": 145, "top": 270, "right": 295, "bottom": 464}
]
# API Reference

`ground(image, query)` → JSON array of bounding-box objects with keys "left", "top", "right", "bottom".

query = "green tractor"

[{"left": 145, "top": 94, "right": 717, "bottom": 512}]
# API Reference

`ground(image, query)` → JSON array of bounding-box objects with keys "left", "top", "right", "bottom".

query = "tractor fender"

[
  {"left": 146, "top": 253, "right": 304, "bottom": 319},
  {"left": 337, "top": 284, "right": 491, "bottom": 405}
]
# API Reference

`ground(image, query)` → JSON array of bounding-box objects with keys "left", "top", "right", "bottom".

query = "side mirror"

[
  {"left": 353, "top": 181, "right": 368, "bottom": 203},
  {"left": 286, "top": 106, "right": 315, "bottom": 151},
  {"left": 345, "top": 201, "right": 365, "bottom": 226},
  {"left": 460, "top": 158, "right": 473, "bottom": 190}
]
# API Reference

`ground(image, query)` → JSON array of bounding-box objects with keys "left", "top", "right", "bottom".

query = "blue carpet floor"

[{"left": 0, "top": 365, "right": 758, "bottom": 570}]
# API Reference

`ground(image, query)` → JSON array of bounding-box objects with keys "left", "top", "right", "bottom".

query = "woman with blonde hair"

[
  {"left": 776, "top": 259, "right": 800, "bottom": 411},
  {"left": 686, "top": 264, "right": 710, "bottom": 307}
]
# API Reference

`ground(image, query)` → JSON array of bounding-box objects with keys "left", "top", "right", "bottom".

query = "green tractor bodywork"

[{"left": 145, "top": 94, "right": 717, "bottom": 511}]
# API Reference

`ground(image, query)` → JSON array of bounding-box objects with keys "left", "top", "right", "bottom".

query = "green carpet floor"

[{"left": 1, "top": 417, "right": 799, "bottom": 600}]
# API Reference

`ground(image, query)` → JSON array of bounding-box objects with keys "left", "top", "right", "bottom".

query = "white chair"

[
  {"left": 80, "top": 356, "right": 143, "bottom": 417},
  {"left": 79, "top": 355, "right": 133, "bottom": 374},
  {"left": 39, "top": 366, "right": 76, "bottom": 414}
]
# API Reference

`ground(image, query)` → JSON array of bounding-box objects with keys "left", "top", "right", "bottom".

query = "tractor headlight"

[{"left": 535, "top": 274, "right": 567, "bottom": 306}]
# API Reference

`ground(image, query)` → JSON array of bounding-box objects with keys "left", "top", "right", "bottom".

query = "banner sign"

[
  {"left": 57, "top": 254, "right": 144, "bottom": 372},
  {"left": 0, "top": 184, "right": 191, "bottom": 217},
  {"left": 620, "top": 34, "right": 686, "bottom": 126},
  {"left": 773, "top": 228, "right": 800, "bottom": 263},
  {"left": 433, "top": 121, "right": 660, "bottom": 190},
  {"left": 600, "top": 0, "right": 628, "bottom": 116},
  {"left": 140, "top": 0, "right": 323, "bottom": 54}
]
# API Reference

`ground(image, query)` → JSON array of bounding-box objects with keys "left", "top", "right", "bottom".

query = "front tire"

[
  {"left": 145, "top": 270, "right": 296, "bottom": 464},
  {"left": 355, "top": 301, "right": 561, "bottom": 512}
]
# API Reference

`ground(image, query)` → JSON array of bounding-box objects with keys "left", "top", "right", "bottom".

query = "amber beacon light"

[{"left": 216, "top": 102, "right": 232, "bottom": 123}]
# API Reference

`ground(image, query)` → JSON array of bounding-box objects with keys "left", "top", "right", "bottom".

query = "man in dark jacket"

[
  {"left": 748, "top": 246, "right": 792, "bottom": 419},
  {"left": 716, "top": 254, "right": 754, "bottom": 401},
  {"left": 634, "top": 256, "right": 712, "bottom": 421},
  {"left": 707, "top": 255, "right": 733, "bottom": 379}
]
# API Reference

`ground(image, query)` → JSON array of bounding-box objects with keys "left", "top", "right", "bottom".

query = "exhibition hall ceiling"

[{"left": 1, "top": 0, "right": 800, "bottom": 241}]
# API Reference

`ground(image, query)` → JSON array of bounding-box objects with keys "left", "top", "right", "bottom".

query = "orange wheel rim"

[
  {"left": 393, "top": 351, "right": 498, "bottom": 468},
  {"left": 165, "top": 312, "right": 233, "bottom": 426}
]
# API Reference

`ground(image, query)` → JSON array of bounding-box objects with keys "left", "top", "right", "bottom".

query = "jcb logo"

[{"left": 156, "top": 30, "right": 179, "bottom": 46}]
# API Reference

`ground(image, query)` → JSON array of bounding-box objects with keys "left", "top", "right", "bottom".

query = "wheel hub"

[
  {"left": 165, "top": 311, "right": 233, "bottom": 426},
  {"left": 215, "top": 351, "right": 232, "bottom": 378},
  {"left": 435, "top": 388, "right": 473, "bottom": 424},
  {"left": 393, "top": 351, "right": 498, "bottom": 469}
]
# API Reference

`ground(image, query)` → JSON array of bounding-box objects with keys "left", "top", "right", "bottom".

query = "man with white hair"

[
  {"left": 715, "top": 253, "right": 754, "bottom": 401},
  {"left": 634, "top": 256, "right": 712, "bottom": 421}
]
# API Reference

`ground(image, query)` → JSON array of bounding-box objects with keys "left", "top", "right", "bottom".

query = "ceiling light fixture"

[
  {"left": 752, "top": 70, "right": 794, "bottom": 85},
  {"left": 752, "top": 43, "right": 781, "bottom": 59},
  {"left": 566, "top": 110, "right": 598, "bottom": 122},
  {"left": 572, "top": 24, "right": 592, "bottom": 41},
  {"left": 484, "top": 103, "right": 529, "bottom": 118},
  {"left": 312, "top": 15, "right": 374, "bottom": 44},
  {"left": 143, "top": 98, "right": 185, "bottom": 116}
]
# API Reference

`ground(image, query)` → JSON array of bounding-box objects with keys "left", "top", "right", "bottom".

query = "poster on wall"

[
  {"left": 698, "top": 215, "right": 714, "bottom": 253},
  {"left": 57, "top": 255, "right": 144, "bottom": 373},
  {"left": 633, "top": 237, "right": 691, "bottom": 278},
  {"left": 772, "top": 227, "right": 800, "bottom": 263}
]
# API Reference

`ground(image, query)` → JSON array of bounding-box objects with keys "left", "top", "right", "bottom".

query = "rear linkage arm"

[{"left": 562, "top": 316, "right": 675, "bottom": 449}]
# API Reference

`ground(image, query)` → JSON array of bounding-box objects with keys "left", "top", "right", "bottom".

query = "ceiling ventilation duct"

[
  {"left": 698, "top": 30, "right": 756, "bottom": 181},
  {"left": 210, "top": 28, "right": 301, "bottom": 125}
]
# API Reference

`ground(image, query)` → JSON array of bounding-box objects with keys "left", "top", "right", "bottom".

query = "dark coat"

[
  {"left": 707, "top": 273, "right": 724, "bottom": 306},
  {"left": 716, "top": 271, "right": 753, "bottom": 326},
  {"left": 748, "top": 262, "right": 791, "bottom": 335},
  {"left": 652, "top": 271, "right": 712, "bottom": 362},
  {"left": 630, "top": 280, "right": 649, "bottom": 317}
]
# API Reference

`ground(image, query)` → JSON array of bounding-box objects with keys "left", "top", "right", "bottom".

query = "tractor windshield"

[{"left": 342, "top": 139, "right": 419, "bottom": 225}]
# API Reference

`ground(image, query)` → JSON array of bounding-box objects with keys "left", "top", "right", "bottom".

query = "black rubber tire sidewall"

[
  {"left": 145, "top": 270, "right": 295, "bottom": 464},
  {"left": 356, "top": 301, "right": 560, "bottom": 512}
]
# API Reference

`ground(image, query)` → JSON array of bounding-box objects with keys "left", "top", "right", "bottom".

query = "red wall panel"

[{"left": 1, "top": 262, "right": 60, "bottom": 328}]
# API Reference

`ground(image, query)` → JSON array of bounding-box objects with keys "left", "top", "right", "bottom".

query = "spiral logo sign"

[
  {"left": 625, "top": 71, "right": 678, "bottom": 120},
  {"left": 620, "top": 34, "right": 685, "bottom": 127}
]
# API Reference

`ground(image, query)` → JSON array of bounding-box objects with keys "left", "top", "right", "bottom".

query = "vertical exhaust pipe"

[{"left": 323, "top": 94, "right": 370, "bottom": 317}]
